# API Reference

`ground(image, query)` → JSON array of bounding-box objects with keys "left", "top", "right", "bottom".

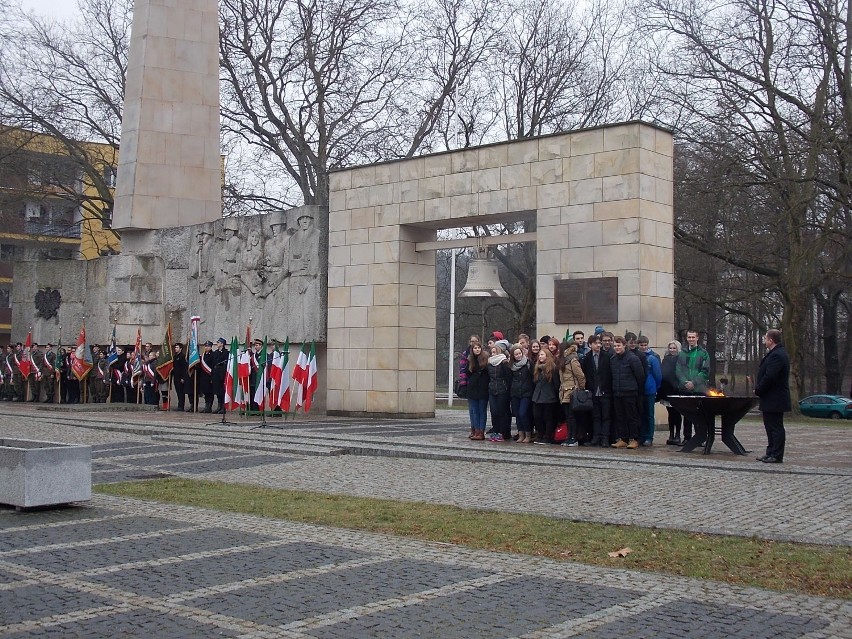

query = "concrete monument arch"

[{"left": 326, "top": 122, "right": 674, "bottom": 418}]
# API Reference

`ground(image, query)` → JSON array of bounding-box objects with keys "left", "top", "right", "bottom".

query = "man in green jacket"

[{"left": 675, "top": 330, "right": 710, "bottom": 441}]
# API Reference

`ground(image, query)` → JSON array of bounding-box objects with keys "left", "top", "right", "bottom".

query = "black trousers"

[
  {"left": 612, "top": 395, "right": 640, "bottom": 442},
  {"left": 762, "top": 411, "right": 785, "bottom": 460},
  {"left": 591, "top": 395, "right": 612, "bottom": 443}
]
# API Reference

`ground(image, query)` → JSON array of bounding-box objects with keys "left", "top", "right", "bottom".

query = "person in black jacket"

[
  {"left": 508, "top": 344, "right": 533, "bottom": 442},
  {"left": 531, "top": 348, "right": 561, "bottom": 444},
  {"left": 172, "top": 343, "right": 189, "bottom": 411},
  {"left": 610, "top": 336, "right": 645, "bottom": 449},
  {"left": 466, "top": 342, "right": 490, "bottom": 440},
  {"left": 752, "top": 329, "right": 791, "bottom": 463},
  {"left": 487, "top": 344, "right": 513, "bottom": 442},
  {"left": 581, "top": 334, "right": 613, "bottom": 446},
  {"left": 659, "top": 339, "right": 683, "bottom": 444}
]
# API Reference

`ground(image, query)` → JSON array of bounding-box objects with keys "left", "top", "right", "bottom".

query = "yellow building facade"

[{"left": 0, "top": 126, "right": 120, "bottom": 342}]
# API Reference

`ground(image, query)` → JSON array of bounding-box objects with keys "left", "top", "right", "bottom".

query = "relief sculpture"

[{"left": 183, "top": 209, "right": 325, "bottom": 342}]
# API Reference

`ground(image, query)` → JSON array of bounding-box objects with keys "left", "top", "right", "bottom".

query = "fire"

[{"left": 706, "top": 388, "right": 725, "bottom": 397}]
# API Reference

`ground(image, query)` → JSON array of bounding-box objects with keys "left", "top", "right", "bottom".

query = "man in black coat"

[
  {"left": 752, "top": 329, "right": 791, "bottom": 463},
  {"left": 609, "top": 336, "right": 645, "bottom": 449},
  {"left": 581, "top": 334, "right": 612, "bottom": 446}
]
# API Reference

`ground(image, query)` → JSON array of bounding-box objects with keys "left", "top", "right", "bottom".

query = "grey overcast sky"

[{"left": 18, "top": 0, "right": 78, "bottom": 20}]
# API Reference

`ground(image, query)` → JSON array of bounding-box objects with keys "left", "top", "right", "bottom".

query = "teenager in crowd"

[
  {"left": 465, "top": 341, "right": 490, "bottom": 440},
  {"left": 531, "top": 348, "right": 560, "bottom": 445},
  {"left": 558, "top": 340, "right": 587, "bottom": 446},
  {"left": 509, "top": 344, "right": 533, "bottom": 443},
  {"left": 487, "top": 343, "right": 513, "bottom": 442}
]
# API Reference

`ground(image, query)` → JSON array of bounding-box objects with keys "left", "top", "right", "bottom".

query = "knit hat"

[{"left": 495, "top": 339, "right": 511, "bottom": 352}]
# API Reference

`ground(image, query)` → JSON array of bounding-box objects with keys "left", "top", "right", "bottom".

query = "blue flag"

[{"left": 106, "top": 324, "right": 118, "bottom": 366}]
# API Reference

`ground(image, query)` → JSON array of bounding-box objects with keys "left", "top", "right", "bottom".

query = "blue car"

[{"left": 798, "top": 395, "right": 852, "bottom": 420}]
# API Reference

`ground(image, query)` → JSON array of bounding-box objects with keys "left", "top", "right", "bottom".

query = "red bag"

[{"left": 554, "top": 422, "right": 568, "bottom": 443}]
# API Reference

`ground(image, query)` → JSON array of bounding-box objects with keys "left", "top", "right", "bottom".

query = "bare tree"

[
  {"left": 0, "top": 0, "right": 130, "bottom": 249},
  {"left": 642, "top": 0, "right": 852, "bottom": 398}
]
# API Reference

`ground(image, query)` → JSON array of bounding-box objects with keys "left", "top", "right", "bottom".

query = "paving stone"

[{"left": 0, "top": 407, "right": 849, "bottom": 638}]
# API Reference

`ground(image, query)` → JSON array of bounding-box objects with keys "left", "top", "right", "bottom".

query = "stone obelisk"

[{"left": 113, "top": 0, "right": 221, "bottom": 251}]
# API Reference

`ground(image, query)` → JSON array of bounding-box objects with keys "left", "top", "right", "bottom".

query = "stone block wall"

[{"left": 327, "top": 121, "right": 673, "bottom": 417}]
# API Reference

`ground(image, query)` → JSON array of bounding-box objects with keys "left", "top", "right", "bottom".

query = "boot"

[
  {"left": 611, "top": 439, "right": 628, "bottom": 448},
  {"left": 469, "top": 428, "right": 476, "bottom": 439},
  {"left": 471, "top": 430, "right": 485, "bottom": 440},
  {"left": 626, "top": 439, "right": 639, "bottom": 449}
]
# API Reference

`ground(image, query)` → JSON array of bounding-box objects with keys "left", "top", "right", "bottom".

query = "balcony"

[{"left": 23, "top": 219, "right": 81, "bottom": 239}]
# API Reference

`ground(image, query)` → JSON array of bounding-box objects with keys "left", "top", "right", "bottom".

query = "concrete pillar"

[{"left": 113, "top": 0, "right": 221, "bottom": 232}]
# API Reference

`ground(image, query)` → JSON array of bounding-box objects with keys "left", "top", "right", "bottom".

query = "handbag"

[
  {"left": 571, "top": 388, "right": 593, "bottom": 412},
  {"left": 569, "top": 365, "right": 593, "bottom": 412},
  {"left": 453, "top": 379, "right": 468, "bottom": 398},
  {"left": 554, "top": 422, "right": 569, "bottom": 442}
]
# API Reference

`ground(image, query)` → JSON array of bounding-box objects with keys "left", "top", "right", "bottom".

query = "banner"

[
  {"left": 187, "top": 315, "right": 201, "bottom": 372},
  {"left": 18, "top": 331, "right": 32, "bottom": 378},
  {"left": 155, "top": 322, "right": 174, "bottom": 381},
  {"left": 71, "top": 323, "right": 93, "bottom": 381}
]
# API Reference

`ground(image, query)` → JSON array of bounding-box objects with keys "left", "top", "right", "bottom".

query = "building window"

[
  {"left": 103, "top": 165, "right": 117, "bottom": 188},
  {"left": 102, "top": 206, "right": 113, "bottom": 229},
  {"left": 0, "top": 244, "right": 15, "bottom": 261}
]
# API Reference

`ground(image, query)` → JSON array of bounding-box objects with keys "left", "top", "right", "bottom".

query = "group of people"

[
  {"left": 456, "top": 327, "right": 752, "bottom": 452},
  {"left": 0, "top": 339, "right": 232, "bottom": 413}
]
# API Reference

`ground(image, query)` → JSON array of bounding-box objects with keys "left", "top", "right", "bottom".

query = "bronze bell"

[{"left": 458, "top": 247, "right": 508, "bottom": 298}]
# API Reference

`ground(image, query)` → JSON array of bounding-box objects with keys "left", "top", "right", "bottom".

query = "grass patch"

[{"left": 96, "top": 478, "right": 851, "bottom": 600}]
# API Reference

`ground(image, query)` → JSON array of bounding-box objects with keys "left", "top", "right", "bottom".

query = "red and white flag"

[
  {"left": 304, "top": 341, "right": 317, "bottom": 412},
  {"left": 292, "top": 342, "right": 317, "bottom": 411},
  {"left": 18, "top": 331, "right": 32, "bottom": 378},
  {"left": 273, "top": 339, "right": 291, "bottom": 411}
]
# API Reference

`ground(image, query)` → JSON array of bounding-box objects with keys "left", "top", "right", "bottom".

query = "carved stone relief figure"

[
  {"left": 215, "top": 219, "right": 242, "bottom": 311},
  {"left": 239, "top": 222, "right": 265, "bottom": 296},
  {"left": 284, "top": 212, "right": 321, "bottom": 339},
  {"left": 261, "top": 219, "right": 289, "bottom": 298},
  {"left": 192, "top": 227, "right": 214, "bottom": 293}
]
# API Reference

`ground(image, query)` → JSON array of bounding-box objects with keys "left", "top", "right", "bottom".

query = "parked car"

[{"left": 798, "top": 395, "right": 852, "bottom": 420}]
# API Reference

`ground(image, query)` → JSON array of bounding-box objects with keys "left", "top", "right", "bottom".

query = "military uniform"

[
  {"left": 12, "top": 346, "right": 25, "bottom": 402},
  {"left": 42, "top": 346, "right": 57, "bottom": 402},
  {"left": 1, "top": 348, "right": 13, "bottom": 400}
]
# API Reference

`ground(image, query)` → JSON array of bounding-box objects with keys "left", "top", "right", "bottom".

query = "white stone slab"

[{"left": 0, "top": 438, "right": 91, "bottom": 508}]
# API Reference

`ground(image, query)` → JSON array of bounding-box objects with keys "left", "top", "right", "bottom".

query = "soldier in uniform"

[
  {"left": 197, "top": 340, "right": 214, "bottom": 412},
  {"left": 28, "top": 342, "right": 44, "bottom": 402},
  {"left": 93, "top": 350, "right": 109, "bottom": 403},
  {"left": 12, "top": 343, "right": 25, "bottom": 402},
  {"left": 210, "top": 337, "right": 228, "bottom": 413},
  {"left": 2, "top": 345, "right": 13, "bottom": 400},
  {"left": 42, "top": 344, "right": 57, "bottom": 403},
  {"left": 142, "top": 343, "right": 159, "bottom": 405}
]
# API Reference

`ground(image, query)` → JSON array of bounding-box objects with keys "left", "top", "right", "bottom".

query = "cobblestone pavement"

[{"left": 1, "top": 405, "right": 850, "bottom": 637}]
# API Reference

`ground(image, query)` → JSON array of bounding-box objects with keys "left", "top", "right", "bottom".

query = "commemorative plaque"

[{"left": 554, "top": 277, "right": 618, "bottom": 324}]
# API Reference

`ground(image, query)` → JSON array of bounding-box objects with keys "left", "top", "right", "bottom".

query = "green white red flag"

[
  {"left": 252, "top": 336, "right": 269, "bottom": 411},
  {"left": 224, "top": 336, "right": 241, "bottom": 411}
]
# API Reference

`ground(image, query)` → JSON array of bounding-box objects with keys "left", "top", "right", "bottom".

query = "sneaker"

[
  {"left": 561, "top": 439, "right": 578, "bottom": 447},
  {"left": 641, "top": 440, "right": 653, "bottom": 447},
  {"left": 611, "top": 439, "right": 628, "bottom": 448},
  {"left": 672, "top": 436, "right": 682, "bottom": 445},
  {"left": 627, "top": 439, "right": 640, "bottom": 449},
  {"left": 489, "top": 434, "right": 504, "bottom": 442}
]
